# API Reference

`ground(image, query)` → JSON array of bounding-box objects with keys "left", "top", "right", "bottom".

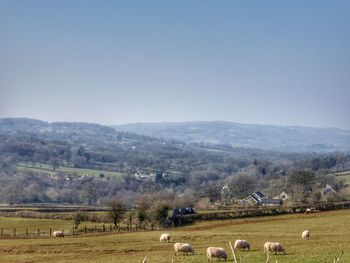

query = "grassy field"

[
  {"left": 333, "top": 170, "right": 350, "bottom": 185},
  {"left": 14, "top": 163, "right": 124, "bottom": 178},
  {"left": 0, "top": 210, "right": 349, "bottom": 262},
  {"left": 0, "top": 216, "right": 112, "bottom": 236}
]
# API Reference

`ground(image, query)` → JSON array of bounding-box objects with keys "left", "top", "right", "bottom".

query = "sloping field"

[
  {"left": 0, "top": 210, "right": 349, "bottom": 262},
  {"left": 333, "top": 170, "right": 350, "bottom": 185},
  {"left": 14, "top": 163, "right": 123, "bottom": 178}
]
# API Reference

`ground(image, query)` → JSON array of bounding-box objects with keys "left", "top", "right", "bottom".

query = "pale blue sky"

[{"left": 1, "top": 0, "right": 349, "bottom": 129}]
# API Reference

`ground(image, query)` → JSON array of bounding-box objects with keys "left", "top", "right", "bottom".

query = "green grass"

[
  {"left": 0, "top": 217, "right": 109, "bottom": 236},
  {"left": 0, "top": 210, "right": 349, "bottom": 262},
  {"left": 333, "top": 171, "right": 350, "bottom": 185},
  {"left": 14, "top": 163, "right": 124, "bottom": 178}
]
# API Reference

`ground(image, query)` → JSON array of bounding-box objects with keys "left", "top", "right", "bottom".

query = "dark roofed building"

[
  {"left": 240, "top": 191, "right": 265, "bottom": 206},
  {"left": 321, "top": 184, "right": 337, "bottom": 195},
  {"left": 240, "top": 191, "right": 282, "bottom": 206},
  {"left": 251, "top": 191, "right": 265, "bottom": 202}
]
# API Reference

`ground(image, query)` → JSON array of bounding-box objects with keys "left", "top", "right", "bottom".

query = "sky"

[{"left": 1, "top": 0, "right": 349, "bottom": 129}]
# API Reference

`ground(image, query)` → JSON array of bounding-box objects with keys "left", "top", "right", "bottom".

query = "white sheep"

[
  {"left": 207, "top": 247, "right": 228, "bottom": 261},
  {"left": 263, "top": 242, "right": 286, "bottom": 255},
  {"left": 234, "top": 239, "right": 250, "bottom": 251},
  {"left": 52, "top": 230, "right": 64, "bottom": 238},
  {"left": 302, "top": 230, "right": 310, "bottom": 239},
  {"left": 160, "top": 233, "right": 171, "bottom": 242},
  {"left": 174, "top": 243, "right": 194, "bottom": 256}
]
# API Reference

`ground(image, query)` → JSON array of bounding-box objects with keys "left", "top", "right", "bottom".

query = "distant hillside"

[
  {"left": 113, "top": 121, "right": 350, "bottom": 152},
  {"left": 0, "top": 118, "right": 159, "bottom": 145}
]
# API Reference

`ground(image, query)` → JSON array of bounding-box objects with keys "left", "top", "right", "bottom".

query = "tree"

[
  {"left": 135, "top": 195, "right": 151, "bottom": 228},
  {"left": 287, "top": 170, "right": 316, "bottom": 203},
  {"left": 50, "top": 158, "right": 60, "bottom": 171},
  {"left": 205, "top": 184, "right": 221, "bottom": 202},
  {"left": 225, "top": 173, "right": 257, "bottom": 199},
  {"left": 72, "top": 211, "right": 87, "bottom": 230},
  {"left": 148, "top": 202, "right": 169, "bottom": 228},
  {"left": 137, "top": 208, "right": 148, "bottom": 228},
  {"left": 83, "top": 182, "right": 96, "bottom": 205},
  {"left": 2, "top": 182, "right": 23, "bottom": 206},
  {"left": 125, "top": 210, "right": 135, "bottom": 229},
  {"left": 221, "top": 184, "right": 233, "bottom": 206},
  {"left": 107, "top": 198, "right": 126, "bottom": 229}
]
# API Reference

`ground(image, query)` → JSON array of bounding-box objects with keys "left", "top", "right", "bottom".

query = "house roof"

[
  {"left": 241, "top": 195, "right": 258, "bottom": 203},
  {"left": 251, "top": 191, "right": 265, "bottom": 202},
  {"left": 321, "top": 184, "right": 336, "bottom": 194}
]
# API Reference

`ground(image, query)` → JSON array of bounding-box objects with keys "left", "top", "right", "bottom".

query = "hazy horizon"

[
  {"left": 1, "top": 1, "right": 349, "bottom": 129},
  {"left": 2, "top": 116, "right": 350, "bottom": 132}
]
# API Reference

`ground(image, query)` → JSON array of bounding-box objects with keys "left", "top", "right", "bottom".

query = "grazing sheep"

[
  {"left": 160, "top": 233, "right": 171, "bottom": 242},
  {"left": 263, "top": 242, "right": 286, "bottom": 255},
  {"left": 207, "top": 247, "right": 228, "bottom": 261},
  {"left": 174, "top": 243, "right": 194, "bottom": 256},
  {"left": 234, "top": 239, "right": 250, "bottom": 251},
  {"left": 302, "top": 230, "right": 310, "bottom": 239},
  {"left": 52, "top": 230, "right": 64, "bottom": 238}
]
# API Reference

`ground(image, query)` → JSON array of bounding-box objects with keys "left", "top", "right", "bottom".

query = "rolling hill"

[{"left": 113, "top": 121, "right": 350, "bottom": 152}]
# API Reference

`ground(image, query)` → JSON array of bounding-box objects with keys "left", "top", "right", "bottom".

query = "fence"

[{"left": 0, "top": 223, "right": 159, "bottom": 238}]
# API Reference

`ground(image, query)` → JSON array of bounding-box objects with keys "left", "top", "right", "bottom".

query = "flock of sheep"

[
  {"left": 51, "top": 228, "right": 313, "bottom": 261},
  {"left": 159, "top": 230, "right": 310, "bottom": 261}
]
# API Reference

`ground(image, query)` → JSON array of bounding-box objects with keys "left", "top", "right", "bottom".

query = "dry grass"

[{"left": 0, "top": 210, "right": 349, "bottom": 262}]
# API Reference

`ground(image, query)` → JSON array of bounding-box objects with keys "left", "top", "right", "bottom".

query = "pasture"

[
  {"left": 0, "top": 210, "right": 349, "bottom": 262},
  {"left": 333, "top": 170, "right": 350, "bottom": 186},
  {"left": 14, "top": 163, "right": 123, "bottom": 178}
]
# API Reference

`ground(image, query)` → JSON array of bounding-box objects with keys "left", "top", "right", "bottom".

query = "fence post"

[
  {"left": 103, "top": 224, "right": 105, "bottom": 232},
  {"left": 85, "top": 226, "right": 87, "bottom": 234},
  {"left": 37, "top": 228, "right": 40, "bottom": 236},
  {"left": 49, "top": 228, "right": 52, "bottom": 236},
  {"left": 72, "top": 227, "right": 75, "bottom": 236},
  {"left": 13, "top": 228, "right": 16, "bottom": 237}
]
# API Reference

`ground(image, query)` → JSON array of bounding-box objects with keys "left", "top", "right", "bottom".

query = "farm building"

[
  {"left": 240, "top": 191, "right": 282, "bottom": 206},
  {"left": 240, "top": 191, "right": 265, "bottom": 206},
  {"left": 321, "top": 184, "right": 337, "bottom": 195}
]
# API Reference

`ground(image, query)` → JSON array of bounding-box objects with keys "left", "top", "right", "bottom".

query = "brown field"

[{"left": 0, "top": 209, "right": 349, "bottom": 262}]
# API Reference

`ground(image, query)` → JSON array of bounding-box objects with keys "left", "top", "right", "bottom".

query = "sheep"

[
  {"left": 302, "top": 230, "right": 310, "bottom": 239},
  {"left": 160, "top": 233, "right": 171, "bottom": 242},
  {"left": 174, "top": 243, "right": 194, "bottom": 256},
  {"left": 263, "top": 242, "right": 286, "bottom": 255},
  {"left": 52, "top": 230, "right": 64, "bottom": 238},
  {"left": 207, "top": 247, "right": 228, "bottom": 261},
  {"left": 234, "top": 239, "right": 250, "bottom": 251}
]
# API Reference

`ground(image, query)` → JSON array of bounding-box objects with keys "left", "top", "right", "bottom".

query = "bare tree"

[
  {"left": 107, "top": 198, "right": 126, "bottom": 229},
  {"left": 288, "top": 170, "right": 315, "bottom": 203},
  {"left": 226, "top": 173, "right": 257, "bottom": 199},
  {"left": 72, "top": 211, "right": 87, "bottom": 230}
]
